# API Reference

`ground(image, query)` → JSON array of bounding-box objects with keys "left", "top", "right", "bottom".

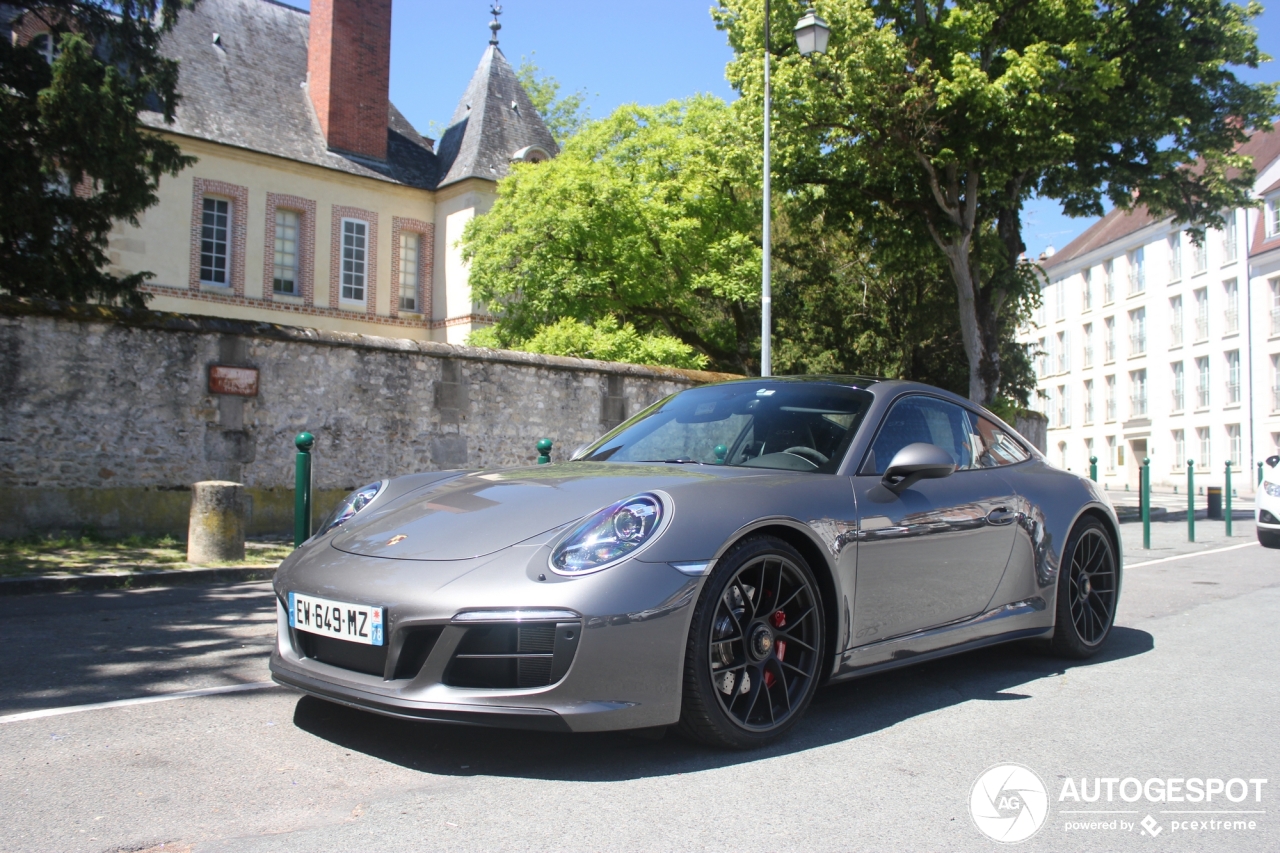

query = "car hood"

[{"left": 329, "top": 462, "right": 741, "bottom": 561}]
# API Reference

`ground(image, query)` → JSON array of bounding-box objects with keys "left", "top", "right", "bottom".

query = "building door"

[{"left": 1127, "top": 439, "right": 1148, "bottom": 491}]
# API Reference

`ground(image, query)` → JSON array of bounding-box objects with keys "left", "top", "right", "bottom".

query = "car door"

[{"left": 849, "top": 395, "right": 1020, "bottom": 645}]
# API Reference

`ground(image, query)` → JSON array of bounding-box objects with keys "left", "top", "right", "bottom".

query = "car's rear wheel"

[
  {"left": 1050, "top": 518, "right": 1119, "bottom": 658},
  {"left": 1258, "top": 529, "right": 1280, "bottom": 549},
  {"left": 678, "top": 536, "right": 824, "bottom": 749}
]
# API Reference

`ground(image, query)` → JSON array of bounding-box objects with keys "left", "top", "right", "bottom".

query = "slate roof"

[
  {"left": 435, "top": 45, "right": 559, "bottom": 188},
  {"left": 1043, "top": 122, "right": 1280, "bottom": 272},
  {"left": 137, "top": 0, "right": 438, "bottom": 189}
]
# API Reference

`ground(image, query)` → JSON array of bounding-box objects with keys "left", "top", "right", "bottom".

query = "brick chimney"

[{"left": 307, "top": 0, "right": 392, "bottom": 161}]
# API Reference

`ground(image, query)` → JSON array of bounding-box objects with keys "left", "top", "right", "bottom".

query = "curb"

[{"left": 0, "top": 566, "right": 277, "bottom": 596}]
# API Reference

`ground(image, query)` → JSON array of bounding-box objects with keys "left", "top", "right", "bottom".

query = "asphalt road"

[{"left": 1, "top": 521, "right": 1276, "bottom": 852}]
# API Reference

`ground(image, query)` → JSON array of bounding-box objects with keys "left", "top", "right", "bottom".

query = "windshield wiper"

[{"left": 636, "top": 458, "right": 711, "bottom": 465}]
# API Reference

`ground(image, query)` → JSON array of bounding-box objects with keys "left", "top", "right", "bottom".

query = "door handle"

[{"left": 986, "top": 507, "right": 1020, "bottom": 526}]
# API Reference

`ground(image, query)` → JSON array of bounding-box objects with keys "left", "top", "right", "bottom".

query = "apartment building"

[{"left": 1025, "top": 124, "right": 1280, "bottom": 493}]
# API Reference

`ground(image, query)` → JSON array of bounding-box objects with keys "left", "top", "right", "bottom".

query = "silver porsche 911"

[{"left": 270, "top": 376, "right": 1121, "bottom": 748}]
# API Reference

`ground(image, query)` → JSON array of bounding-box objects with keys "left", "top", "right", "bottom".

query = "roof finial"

[{"left": 488, "top": 5, "right": 502, "bottom": 46}]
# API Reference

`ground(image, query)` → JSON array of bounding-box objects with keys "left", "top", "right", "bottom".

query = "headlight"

[
  {"left": 1265, "top": 481, "right": 1280, "bottom": 498},
  {"left": 315, "top": 481, "right": 385, "bottom": 538},
  {"left": 550, "top": 493, "right": 666, "bottom": 575}
]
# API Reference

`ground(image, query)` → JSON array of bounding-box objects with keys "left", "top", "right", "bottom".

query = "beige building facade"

[{"left": 66, "top": 0, "right": 556, "bottom": 344}]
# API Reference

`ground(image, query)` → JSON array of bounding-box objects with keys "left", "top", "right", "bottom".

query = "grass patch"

[{"left": 0, "top": 531, "right": 292, "bottom": 579}]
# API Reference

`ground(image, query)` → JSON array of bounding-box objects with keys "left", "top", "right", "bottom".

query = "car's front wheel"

[
  {"left": 1050, "top": 518, "right": 1119, "bottom": 658},
  {"left": 678, "top": 536, "right": 824, "bottom": 749},
  {"left": 1259, "top": 528, "right": 1280, "bottom": 549}
]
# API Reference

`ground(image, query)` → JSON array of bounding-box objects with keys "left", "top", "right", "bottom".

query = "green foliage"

[
  {"left": 462, "top": 96, "right": 763, "bottom": 373},
  {"left": 0, "top": 1, "right": 196, "bottom": 307},
  {"left": 717, "top": 0, "right": 1277, "bottom": 402},
  {"left": 516, "top": 55, "right": 590, "bottom": 145},
  {"left": 469, "top": 316, "right": 709, "bottom": 370}
]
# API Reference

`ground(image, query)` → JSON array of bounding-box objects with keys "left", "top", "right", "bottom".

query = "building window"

[
  {"left": 1222, "top": 212, "right": 1238, "bottom": 263},
  {"left": 1036, "top": 337, "right": 1048, "bottom": 378},
  {"left": 1273, "top": 354, "right": 1280, "bottom": 413},
  {"left": 1128, "top": 247, "right": 1145, "bottom": 294},
  {"left": 272, "top": 209, "right": 299, "bottom": 294},
  {"left": 1272, "top": 279, "right": 1280, "bottom": 337},
  {"left": 1056, "top": 330, "right": 1069, "bottom": 373},
  {"left": 1104, "top": 317, "right": 1116, "bottom": 362},
  {"left": 1082, "top": 323, "right": 1093, "bottom": 368},
  {"left": 399, "top": 231, "right": 420, "bottom": 312},
  {"left": 1226, "top": 424, "right": 1241, "bottom": 468},
  {"left": 1197, "top": 427, "right": 1211, "bottom": 470},
  {"left": 1223, "top": 279, "right": 1238, "bottom": 335},
  {"left": 30, "top": 32, "right": 62, "bottom": 65},
  {"left": 340, "top": 218, "right": 368, "bottom": 303},
  {"left": 1105, "top": 374, "right": 1116, "bottom": 422},
  {"left": 1057, "top": 384, "right": 1070, "bottom": 427},
  {"left": 1172, "top": 429, "right": 1185, "bottom": 469},
  {"left": 1196, "top": 356, "right": 1210, "bottom": 409},
  {"left": 1083, "top": 379, "right": 1094, "bottom": 424},
  {"left": 1192, "top": 235, "right": 1208, "bottom": 275},
  {"left": 1167, "top": 233, "right": 1182, "bottom": 282},
  {"left": 1225, "top": 350, "right": 1240, "bottom": 405},
  {"left": 1169, "top": 296, "right": 1183, "bottom": 347},
  {"left": 1194, "top": 288, "right": 1209, "bottom": 341},
  {"left": 1107, "top": 436, "right": 1118, "bottom": 472},
  {"left": 1055, "top": 280, "right": 1066, "bottom": 321},
  {"left": 1129, "top": 307, "right": 1146, "bottom": 356},
  {"left": 200, "top": 197, "right": 230, "bottom": 285},
  {"left": 1171, "top": 361, "right": 1184, "bottom": 412},
  {"left": 1130, "top": 369, "right": 1147, "bottom": 418},
  {"left": 1266, "top": 194, "right": 1280, "bottom": 238},
  {"left": 1085, "top": 437, "right": 1094, "bottom": 467},
  {"left": 1058, "top": 441, "right": 1069, "bottom": 470},
  {"left": 1082, "top": 269, "right": 1093, "bottom": 312},
  {"left": 1103, "top": 259, "right": 1115, "bottom": 304}
]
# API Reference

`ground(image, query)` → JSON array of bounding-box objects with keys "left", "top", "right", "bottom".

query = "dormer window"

[
  {"left": 30, "top": 32, "right": 60, "bottom": 65},
  {"left": 1267, "top": 194, "right": 1280, "bottom": 239},
  {"left": 511, "top": 145, "right": 550, "bottom": 164}
]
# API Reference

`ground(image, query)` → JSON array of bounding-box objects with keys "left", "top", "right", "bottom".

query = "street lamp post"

[{"left": 760, "top": 2, "right": 829, "bottom": 377}]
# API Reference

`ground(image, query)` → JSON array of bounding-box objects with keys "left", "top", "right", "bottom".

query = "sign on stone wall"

[{"left": 209, "top": 365, "right": 259, "bottom": 397}]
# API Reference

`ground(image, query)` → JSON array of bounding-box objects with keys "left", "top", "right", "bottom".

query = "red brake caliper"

[{"left": 764, "top": 609, "right": 787, "bottom": 689}]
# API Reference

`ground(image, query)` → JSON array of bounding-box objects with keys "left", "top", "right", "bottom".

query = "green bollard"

[
  {"left": 294, "top": 432, "right": 315, "bottom": 548},
  {"left": 1225, "top": 461, "right": 1232, "bottom": 537},
  {"left": 537, "top": 438, "right": 553, "bottom": 464},
  {"left": 1089, "top": 455, "right": 1098, "bottom": 482},
  {"left": 714, "top": 444, "right": 728, "bottom": 464},
  {"left": 1142, "top": 457, "right": 1151, "bottom": 550},
  {"left": 1186, "top": 459, "right": 1195, "bottom": 543}
]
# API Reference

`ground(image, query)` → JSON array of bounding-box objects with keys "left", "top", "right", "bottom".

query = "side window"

[
  {"left": 973, "top": 417, "right": 1031, "bottom": 468},
  {"left": 868, "top": 396, "right": 975, "bottom": 474}
]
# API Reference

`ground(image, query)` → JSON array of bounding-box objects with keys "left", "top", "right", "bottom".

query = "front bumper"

[{"left": 269, "top": 540, "right": 705, "bottom": 733}]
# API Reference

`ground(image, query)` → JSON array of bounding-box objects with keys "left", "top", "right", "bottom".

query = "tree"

[
  {"left": 0, "top": 1, "right": 195, "bottom": 307},
  {"left": 516, "top": 55, "right": 590, "bottom": 145},
  {"left": 462, "top": 96, "right": 763, "bottom": 373},
  {"left": 470, "top": 315, "right": 709, "bottom": 370},
  {"left": 718, "top": 0, "right": 1277, "bottom": 404}
]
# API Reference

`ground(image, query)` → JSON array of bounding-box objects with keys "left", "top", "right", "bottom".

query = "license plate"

[{"left": 288, "top": 592, "right": 384, "bottom": 646}]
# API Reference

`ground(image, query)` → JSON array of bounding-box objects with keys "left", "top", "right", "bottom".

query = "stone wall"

[{"left": 0, "top": 299, "right": 733, "bottom": 538}]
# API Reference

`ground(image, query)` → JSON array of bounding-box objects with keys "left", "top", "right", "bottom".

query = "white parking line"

[
  {"left": 1127, "top": 541, "right": 1260, "bottom": 569},
  {"left": 0, "top": 681, "right": 280, "bottom": 724}
]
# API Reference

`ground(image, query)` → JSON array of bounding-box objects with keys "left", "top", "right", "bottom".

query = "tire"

[
  {"left": 1050, "top": 518, "right": 1120, "bottom": 659},
  {"left": 1259, "top": 529, "right": 1280, "bottom": 549},
  {"left": 678, "top": 536, "right": 824, "bottom": 749}
]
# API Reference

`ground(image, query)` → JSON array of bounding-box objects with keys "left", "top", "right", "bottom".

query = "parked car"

[
  {"left": 270, "top": 377, "right": 1122, "bottom": 748},
  {"left": 1257, "top": 455, "right": 1280, "bottom": 549}
]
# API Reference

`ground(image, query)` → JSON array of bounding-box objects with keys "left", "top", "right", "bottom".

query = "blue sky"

[{"left": 293, "top": 1, "right": 1277, "bottom": 258}]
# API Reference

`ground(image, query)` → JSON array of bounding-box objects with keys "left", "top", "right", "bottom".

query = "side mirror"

[{"left": 882, "top": 443, "right": 957, "bottom": 494}]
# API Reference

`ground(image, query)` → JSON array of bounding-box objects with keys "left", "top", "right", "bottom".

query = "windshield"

[{"left": 578, "top": 382, "right": 875, "bottom": 473}]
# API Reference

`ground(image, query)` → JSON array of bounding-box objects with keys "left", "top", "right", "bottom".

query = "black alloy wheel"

[
  {"left": 1050, "top": 518, "right": 1119, "bottom": 658},
  {"left": 679, "top": 536, "right": 824, "bottom": 749}
]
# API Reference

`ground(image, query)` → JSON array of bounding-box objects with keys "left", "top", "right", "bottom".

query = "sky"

[{"left": 291, "top": 1, "right": 1279, "bottom": 259}]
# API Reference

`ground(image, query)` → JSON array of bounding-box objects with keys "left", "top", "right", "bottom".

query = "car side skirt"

[{"left": 831, "top": 596, "right": 1053, "bottom": 681}]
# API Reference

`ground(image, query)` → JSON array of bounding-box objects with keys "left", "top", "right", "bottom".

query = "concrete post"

[{"left": 187, "top": 481, "right": 246, "bottom": 563}]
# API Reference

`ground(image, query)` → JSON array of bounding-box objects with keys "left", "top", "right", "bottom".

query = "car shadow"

[{"left": 291, "top": 625, "right": 1153, "bottom": 781}]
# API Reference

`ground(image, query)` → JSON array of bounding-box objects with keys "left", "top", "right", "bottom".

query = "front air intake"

[{"left": 443, "top": 621, "right": 579, "bottom": 689}]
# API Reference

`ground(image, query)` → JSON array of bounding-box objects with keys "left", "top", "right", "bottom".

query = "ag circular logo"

[{"left": 970, "top": 763, "right": 1049, "bottom": 843}]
